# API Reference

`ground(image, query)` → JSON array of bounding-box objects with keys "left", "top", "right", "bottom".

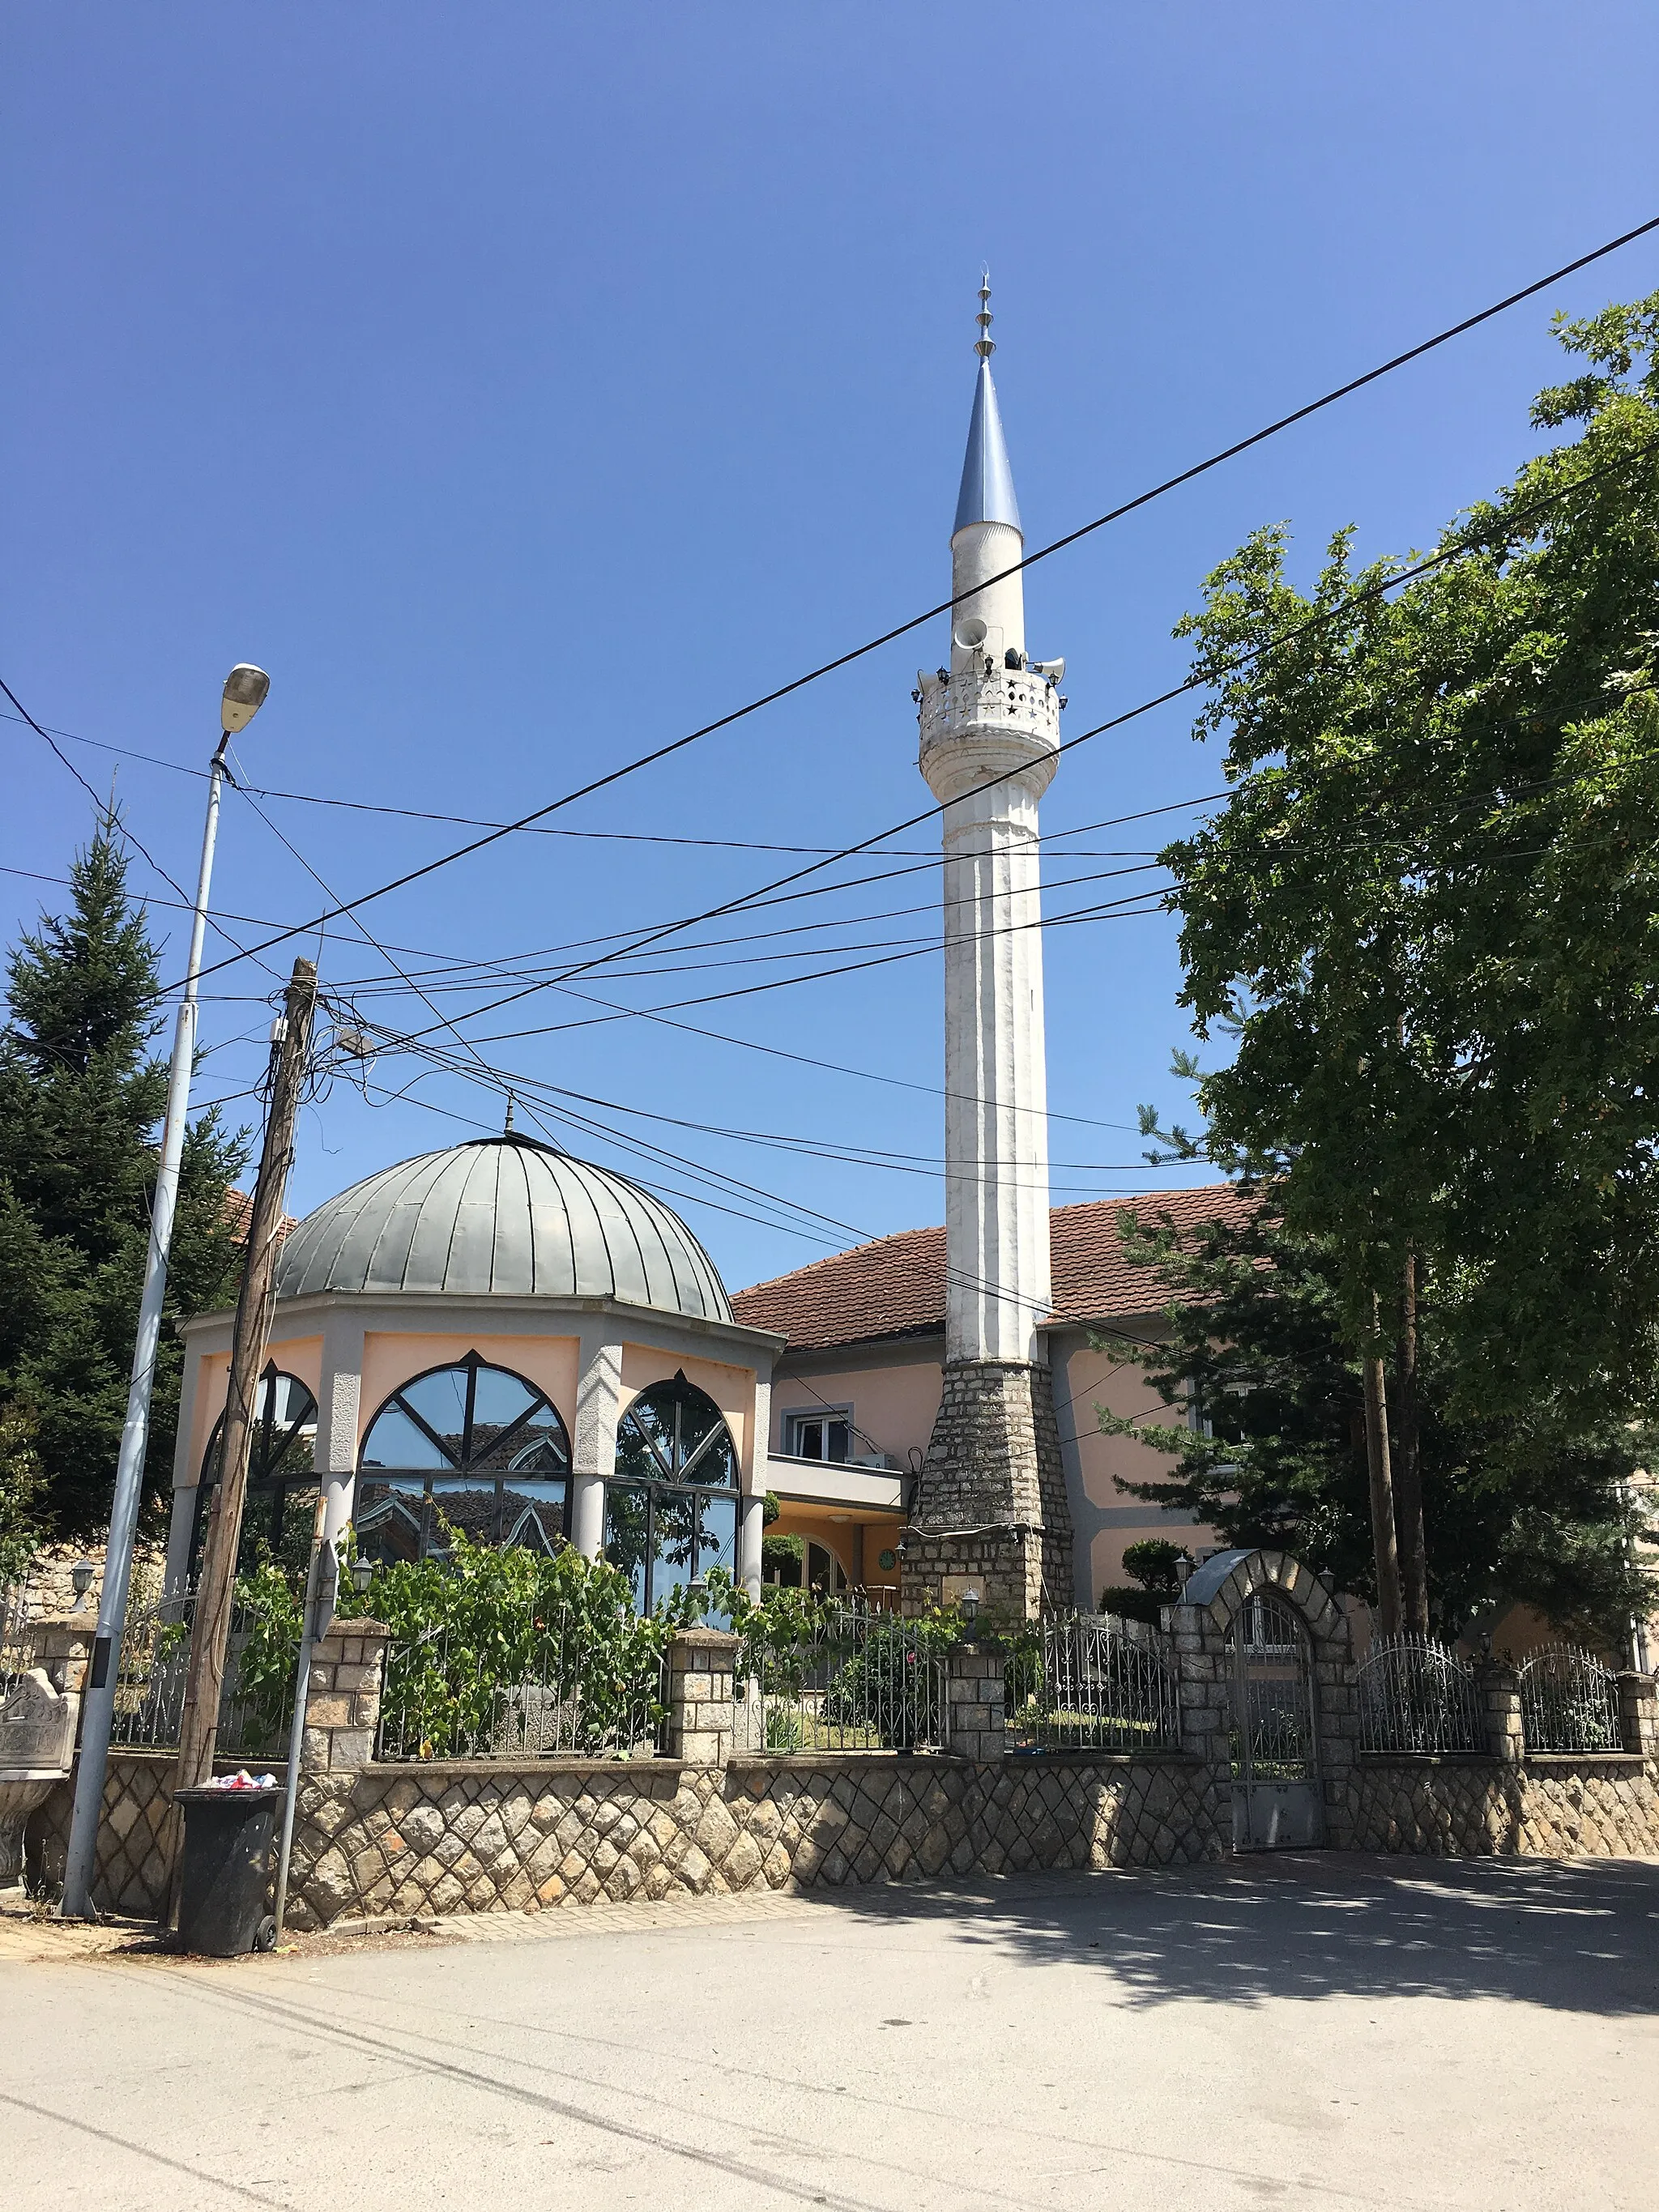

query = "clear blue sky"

[{"left": 5, "top": 5, "right": 1658, "bottom": 1292}]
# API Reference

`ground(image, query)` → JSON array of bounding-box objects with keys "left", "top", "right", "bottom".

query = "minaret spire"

[{"left": 906, "top": 278, "right": 1073, "bottom": 1621}]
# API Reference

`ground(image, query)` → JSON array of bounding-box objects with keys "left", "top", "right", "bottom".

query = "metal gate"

[{"left": 1227, "top": 1592, "right": 1323, "bottom": 1849}]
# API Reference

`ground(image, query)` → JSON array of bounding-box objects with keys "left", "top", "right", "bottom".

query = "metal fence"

[
  {"left": 1004, "top": 1613, "right": 1182, "bottom": 1754},
  {"left": 733, "top": 1597, "right": 946, "bottom": 1754},
  {"left": 1, "top": 1575, "right": 37, "bottom": 1700},
  {"left": 1519, "top": 1644, "right": 1624, "bottom": 1753},
  {"left": 1358, "top": 1634, "right": 1485, "bottom": 1754},
  {"left": 106, "top": 1591, "right": 292, "bottom": 1760},
  {"left": 377, "top": 1603, "right": 669, "bottom": 1761}
]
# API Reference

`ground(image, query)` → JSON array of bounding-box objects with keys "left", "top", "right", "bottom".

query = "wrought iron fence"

[
  {"left": 1519, "top": 1644, "right": 1624, "bottom": 1753},
  {"left": 1358, "top": 1634, "right": 1485, "bottom": 1754},
  {"left": 377, "top": 1600, "right": 669, "bottom": 1761},
  {"left": 1004, "top": 1612, "right": 1182, "bottom": 1754},
  {"left": 733, "top": 1596, "right": 947, "bottom": 1754},
  {"left": 106, "top": 1591, "right": 291, "bottom": 1759},
  {"left": 1, "top": 1575, "right": 37, "bottom": 1699}
]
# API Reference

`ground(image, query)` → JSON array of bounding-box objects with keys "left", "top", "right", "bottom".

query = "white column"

[
  {"left": 738, "top": 1372, "right": 773, "bottom": 1597},
  {"left": 317, "top": 1308, "right": 365, "bottom": 1557},
  {"left": 162, "top": 1343, "right": 206, "bottom": 1596},
  {"left": 572, "top": 1325, "right": 624, "bottom": 1558}
]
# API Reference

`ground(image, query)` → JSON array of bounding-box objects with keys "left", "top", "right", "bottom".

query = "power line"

[
  {"left": 153, "top": 214, "right": 1659, "bottom": 998},
  {"left": 386, "top": 433, "right": 1657, "bottom": 1058}
]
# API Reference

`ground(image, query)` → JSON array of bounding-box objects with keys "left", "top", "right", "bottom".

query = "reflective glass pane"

[
  {"left": 360, "top": 1402, "right": 454, "bottom": 1471},
  {"left": 469, "top": 1365, "right": 539, "bottom": 1434},
  {"left": 501, "top": 1480, "right": 567, "bottom": 1554},
  {"left": 397, "top": 1367, "right": 471, "bottom": 1460},
  {"left": 696, "top": 1492, "right": 737, "bottom": 1583},
  {"left": 473, "top": 1404, "right": 568, "bottom": 1475},
  {"left": 356, "top": 1477, "right": 428, "bottom": 1566},
  {"left": 652, "top": 1487, "right": 699, "bottom": 1601},
  {"left": 428, "top": 1477, "right": 497, "bottom": 1552},
  {"left": 616, "top": 1400, "right": 673, "bottom": 1481},
  {"left": 268, "top": 1373, "right": 318, "bottom": 1431},
  {"left": 674, "top": 1388, "right": 732, "bottom": 1481},
  {"left": 603, "top": 1485, "right": 651, "bottom": 1612}
]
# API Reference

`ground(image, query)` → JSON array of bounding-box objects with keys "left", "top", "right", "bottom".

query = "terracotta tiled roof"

[
  {"left": 731, "top": 1183, "right": 1248, "bottom": 1353},
  {"left": 224, "top": 1187, "right": 298, "bottom": 1246}
]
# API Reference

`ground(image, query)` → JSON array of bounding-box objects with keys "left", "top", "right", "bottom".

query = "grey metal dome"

[{"left": 274, "top": 1136, "right": 732, "bottom": 1323}]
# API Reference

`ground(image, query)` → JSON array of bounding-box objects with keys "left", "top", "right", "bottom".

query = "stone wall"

[
  {"left": 904, "top": 1358, "right": 1073, "bottom": 1620},
  {"left": 4, "top": 1538, "right": 167, "bottom": 1630},
  {"left": 1345, "top": 1752, "right": 1659, "bottom": 1857},
  {"left": 27, "top": 1747, "right": 260, "bottom": 1917},
  {"left": 278, "top": 1746, "right": 1225, "bottom": 1929}
]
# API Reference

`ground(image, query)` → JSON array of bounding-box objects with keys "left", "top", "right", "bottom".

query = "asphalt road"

[{"left": 3, "top": 1855, "right": 1654, "bottom": 2211}]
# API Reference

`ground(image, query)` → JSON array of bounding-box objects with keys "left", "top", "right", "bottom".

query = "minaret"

[{"left": 906, "top": 277, "right": 1074, "bottom": 1622}]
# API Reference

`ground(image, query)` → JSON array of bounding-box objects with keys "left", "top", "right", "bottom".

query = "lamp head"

[
  {"left": 70, "top": 1560, "right": 96, "bottom": 1610},
  {"left": 221, "top": 664, "right": 271, "bottom": 735},
  {"left": 960, "top": 1588, "right": 981, "bottom": 1632},
  {"left": 350, "top": 1554, "right": 375, "bottom": 1598}
]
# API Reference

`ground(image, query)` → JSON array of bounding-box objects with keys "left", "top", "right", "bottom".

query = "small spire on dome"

[
  {"left": 504, "top": 1091, "right": 516, "bottom": 1133},
  {"left": 974, "top": 267, "right": 995, "bottom": 360}
]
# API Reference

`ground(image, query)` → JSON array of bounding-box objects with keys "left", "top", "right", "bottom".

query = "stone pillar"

[
  {"left": 904, "top": 1358, "right": 1072, "bottom": 1622},
  {"left": 301, "top": 1618, "right": 389, "bottom": 1774},
  {"left": 666, "top": 1627, "right": 737, "bottom": 1766},
  {"left": 1616, "top": 1670, "right": 1658, "bottom": 1758},
  {"left": 1476, "top": 1660, "right": 1524, "bottom": 1764},
  {"left": 945, "top": 1640, "right": 1005, "bottom": 1762},
  {"left": 572, "top": 1328, "right": 624, "bottom": 1558},
  {"left": 29, "top": 1617, "right": 99, "bottom": 1707}
]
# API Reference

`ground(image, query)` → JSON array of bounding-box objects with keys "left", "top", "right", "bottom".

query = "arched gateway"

[{"left": 1173, "top": 1549, "right": 1361, "bottom": 1852}]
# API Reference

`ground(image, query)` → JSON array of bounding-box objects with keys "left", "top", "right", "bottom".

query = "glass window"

[
  {"left": 783, "top": 1409, "right": 851, "bottom": 1462},
  {"left": 356, "top": 1353, "right": 571, "bottom": 1565},
  {"left": 604, "top": 1373, "right": 740, "bottom": 1610},
  {"left": 191, "top": 1364, "right": 319, "bottom": 1585}
]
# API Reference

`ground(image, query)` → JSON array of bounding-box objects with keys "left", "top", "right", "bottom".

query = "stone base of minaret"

[{"left": 901, "top": 1360, "right": 1073, "bottom": 1623}]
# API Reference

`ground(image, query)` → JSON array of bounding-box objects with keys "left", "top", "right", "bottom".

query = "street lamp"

[
  {"left": 62, "top": 665, "right": 271, "bottom": 1920},
  {"left": 351, "top": 1554, "right": 375, "bottom": 1599}
]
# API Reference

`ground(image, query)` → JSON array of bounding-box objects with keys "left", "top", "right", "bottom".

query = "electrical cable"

[{"left": 150, "top": 215, "right": 1659, "bottom": 998}]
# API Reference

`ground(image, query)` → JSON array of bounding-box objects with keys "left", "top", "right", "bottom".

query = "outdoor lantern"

[
  {"left": 351, "top": 1554, "right": 375, "bottom": 1597},
  {"left": 220, "top": 663, "right": 271, "bottom": 735},
  {"left": 960, "top": 1588, "right": 981, "bottom": 1633},
  {"left": 70, "top": 1560, "right": 96, "bottom": 1611}
]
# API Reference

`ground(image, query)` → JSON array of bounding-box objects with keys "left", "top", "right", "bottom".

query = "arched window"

[
  {"left": 604, "top": 1371, "right": 738, "bottom": 1612},
  {"left": 191, "top": 1363, "right": 318, "bottom": 1584},
  {"left": 356, "top": 1351, "right": 571, "bottom": 1565}
]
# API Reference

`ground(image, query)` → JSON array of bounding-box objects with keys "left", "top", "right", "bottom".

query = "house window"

[
  {"left": 783, "top": 1409, "right": 852, "bottom": 1462},
  {"left": 356, "top": 1351, "right": 571, "bottom": 1565}
]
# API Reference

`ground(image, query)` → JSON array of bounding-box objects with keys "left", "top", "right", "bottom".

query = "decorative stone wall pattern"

[
  {"left": 27, "top": 1748, "right": 257, "bottom": 1916},
  {"left": 302, "top": 1617, "right": 389, "bottom": 1773},
  {"left": 1345, "top": 1754, "right": 1659, "bottom": 1857},
  {"left": 277, "top": 1747, "right": 1226, "bottom": 1930},
  {"left": 905, "top": 1359, "right": 1073, "bottom": 1621}
]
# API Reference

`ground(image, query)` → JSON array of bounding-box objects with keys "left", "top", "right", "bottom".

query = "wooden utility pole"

[
  {"left": 173, "top": 957, "right": 318, "bottom": 1802},
  {"left": 1392, "top": 1251, "right": 1430, "bottom": 1634},
  {"left": 1362, "top": 1289, "right": 1403, "bottom": 1637}
]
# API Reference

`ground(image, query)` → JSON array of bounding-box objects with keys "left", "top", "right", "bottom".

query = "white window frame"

[{"left": 781, "top": 1405, "right": 854, "bottom": 1463}]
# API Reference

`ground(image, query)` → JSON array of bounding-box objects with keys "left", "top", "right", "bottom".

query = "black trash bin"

[{"left": 173, "top": 1785, "right": 279, "bottom": 1956}]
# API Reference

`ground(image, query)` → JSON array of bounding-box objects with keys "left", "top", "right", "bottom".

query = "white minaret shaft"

[{"left": 917, "top": 280, "right": 1060, "bottom": 1366}]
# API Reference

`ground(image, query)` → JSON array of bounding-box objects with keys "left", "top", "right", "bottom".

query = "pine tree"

[{"left": 0, "top": 813, "right": 249, "bottom": 1536}]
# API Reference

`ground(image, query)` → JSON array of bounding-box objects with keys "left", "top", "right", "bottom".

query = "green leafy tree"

[
  {"left": 1098, "top": 1195, "right": 1655, "bottom": 1650},
  {"left": 1164, "top": 291, "right": 1659, "bottom": 1626},
  {"left": 0, "top": 815, "right": 249, "bottom": 1536},
  {"left": 0, "top": 1403, "right": 47, "bottom": 1590}
]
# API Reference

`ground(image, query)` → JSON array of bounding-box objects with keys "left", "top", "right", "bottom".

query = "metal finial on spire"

[
  {"left": 974, "top": 268, "right": 995, "bottom": 360},
  {"left": 504, "top": 1091, "right": 516, "bottom": 1133}
]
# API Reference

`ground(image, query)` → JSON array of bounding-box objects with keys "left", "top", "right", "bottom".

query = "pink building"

[{"left": 733, "top": 1187, "right": 1239, "bottom": 1609}]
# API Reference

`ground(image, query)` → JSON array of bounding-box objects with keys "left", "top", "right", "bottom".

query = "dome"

[{"left": 274, "top": 1136, "right": 733, "bottom": 1323}]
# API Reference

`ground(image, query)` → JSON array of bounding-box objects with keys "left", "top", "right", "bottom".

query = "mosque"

[{"left": 162, "top": 289, "right": 1218, "bottom": 1618}]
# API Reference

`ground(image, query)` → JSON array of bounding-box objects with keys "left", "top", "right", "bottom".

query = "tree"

[
  {"left": 1163, "top": 291, "right": 1659, "bottom": 1624},
  {"left": 0, "top": 814, "right": 249, "bottom": 1536},
  {"left": 1098, "top": 1194, "right": 1654, "bottom": 1651}
]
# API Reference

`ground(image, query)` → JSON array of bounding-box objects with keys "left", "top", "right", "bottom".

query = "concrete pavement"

[{"left": 2, "top": 1854, "right": 1654, "bottom": 2210}]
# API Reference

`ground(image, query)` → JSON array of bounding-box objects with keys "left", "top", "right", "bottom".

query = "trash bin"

[{"left": 173, "top": 1784, "right": 279, "bottom": 1956}]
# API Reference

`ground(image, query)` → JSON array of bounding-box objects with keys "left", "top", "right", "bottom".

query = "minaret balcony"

[{"left": 918, "top": 663, "right": 1061, "bottom": 798}]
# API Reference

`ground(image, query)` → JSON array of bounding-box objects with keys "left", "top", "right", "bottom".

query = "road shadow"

[{"left": 799, "top": 1851, "right": 1659, "bottom": 2016}]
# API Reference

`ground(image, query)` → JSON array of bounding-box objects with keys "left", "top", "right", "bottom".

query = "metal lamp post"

[{"left": 62, "top": 666, "right": 271, "bottom": 1920}]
